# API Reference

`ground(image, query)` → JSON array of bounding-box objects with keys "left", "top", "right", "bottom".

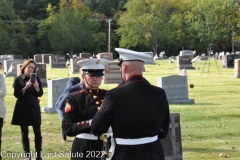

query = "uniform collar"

[
  {"left": 125, "top": 75, "right": 145, "bottom": 84},
  {"left": 83, "top": 86, "right": 99, "bottom": 94}
]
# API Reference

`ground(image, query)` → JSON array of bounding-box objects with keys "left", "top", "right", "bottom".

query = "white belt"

[
  {"left": 76, "top": 133, "right": 111, "bottom": 140},
  {"left": 115, "top": 135, "right": 158, "bottom": 145}
]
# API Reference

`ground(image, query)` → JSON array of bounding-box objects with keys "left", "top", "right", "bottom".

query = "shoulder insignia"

[{"left": 64, "top": 102, "right": 72, "bottom": 113}]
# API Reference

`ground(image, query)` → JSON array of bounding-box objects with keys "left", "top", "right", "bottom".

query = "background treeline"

[{"left": 0, "top": 0, "right": 240, "bottom": 58}]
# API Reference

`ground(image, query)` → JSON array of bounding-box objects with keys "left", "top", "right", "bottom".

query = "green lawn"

[{"left": 1, "top": 58, "right": 240, "bottom": 160}]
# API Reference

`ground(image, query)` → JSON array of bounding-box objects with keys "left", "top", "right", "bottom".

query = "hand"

[
  {"left": 34, "top": 81, "right": 39, "bottom": 88},
  {"left": 34, "top": 81, "right": 40, "bottom": 92},
  {"left": 25, "top": 80, "right": 32, "bottom": 89}
]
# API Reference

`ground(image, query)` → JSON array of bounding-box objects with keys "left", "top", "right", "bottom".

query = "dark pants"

[
  {"left": 0, "top": 118, "right": 3, "bottom": 160},
  {"left": 20, "top": 124, "right": 42, "bottom": 159},
  {"left": 56, "top": 108, "right": 66, "bottom": 140}
]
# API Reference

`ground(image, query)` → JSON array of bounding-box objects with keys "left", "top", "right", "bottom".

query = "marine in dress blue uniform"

[
  {"left": 91, "top": 48, "right": 170, "bottom": 160},
  {"left": 62, "top": 58, "right": 110, "bottom": 160},
  {"left": 55, "top": 77, "right": 82, "bottom": 142}
]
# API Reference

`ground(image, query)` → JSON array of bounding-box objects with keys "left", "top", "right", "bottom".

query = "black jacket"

[
  {"left": 62, "top": 87, "right": 108, "bottom": 160},
  {"left": 91, "top": 76, "right": 170, "bottom": 160},
  {"left": 11, "top": 75, "right": 43, "bottom": 126}
]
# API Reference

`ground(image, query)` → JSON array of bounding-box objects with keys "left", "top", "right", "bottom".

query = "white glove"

[{"left": 88, "top": 119, "right": 92, "bottom": 126}]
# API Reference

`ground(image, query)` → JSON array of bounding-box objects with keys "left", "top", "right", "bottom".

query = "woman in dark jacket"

[{"left": 11, "top": 59, "right": 43, "bottom": 160}]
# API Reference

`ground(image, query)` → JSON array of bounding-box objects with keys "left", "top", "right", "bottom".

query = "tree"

[
  {"left": 0, "top": 0, "right": 15, "bottom": 54},
  {"left": 40, "top": 0, "right": 102, "bottom": 55},
  {"left": 48, "top": 8, "right": 92, "bottom": 55},
  {"left": 186, "top": 0, "right": 234, "bottom": 54},
  {"left": 116, "top": 0, "right": 172, "bottom": 56}
]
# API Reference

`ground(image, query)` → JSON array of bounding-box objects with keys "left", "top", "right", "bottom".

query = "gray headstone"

[
  {"left": 42, "top": 54, "right": 54, "bottom": 64},
  {"left": 177, "top": 56, "right": 195, "bottom": 69},
  {"left": 103, "top": 61, "right": 121, "bottom": 84},
  {"left": 200, "top": 56, "right": 208, "bottom": 60},
  {"left": 42, "top": 78, "right": 69, "bottom": 113},
  {"left": 49, "top": 55, "right": 66, "bottom": 68},
  {"left": 161, "top": 113, "right": 183, "bottom": 160},
  {"left": 223, "top": 54, "right": 240, "bottom": 68},
  {"left": 157, "top": 75, "right": 194, "bottom": 104},
  {"left": 4, "top": 59, "right": 14, "bottom": 74},
  {"left": 97, "top": 52, "right": 113, "bottom": 61},
  {"left": 79, "top": 53, "right": 91, "bottom": 58},
  {"left": 70, "top": 57, "right": 86, "bottom": 74},
  {"left": 1, "top": 54, "right": 23, "bottom": 59},
  {"left": 0, "top": 57, "right": 12, "bottom": 65},
  {"left": 6, "top": 59, "right": 25, "bottom": 77},
  {"left": 34, "top": 54, "right": 42, "bottom": 63}
]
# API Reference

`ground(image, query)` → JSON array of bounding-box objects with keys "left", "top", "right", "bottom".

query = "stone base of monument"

[
  {"left": 161, "top": 112, "right": 183, "bottom": 160},
  {"left": 178, "top": 66, "right": 195, "bottom": 70},
  {"left": 42, "top": 107, "right": 57, "bottom": 113},
  {"left": 168, "top": 98, "right": 194, "bottom": 104},
  {"left": 231, "top": 75, "right": 240, "bottom": 78}
]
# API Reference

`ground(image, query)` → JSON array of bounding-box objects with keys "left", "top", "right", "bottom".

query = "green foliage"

[
  {"left": 1, "top": 0, "right": 240, "bottom": 57},
  {"left": 116, "top": 0, "right": 173, "bottom": 56},
  {"left": 47, "top": 8, "right": 93, "bottom": 54}
]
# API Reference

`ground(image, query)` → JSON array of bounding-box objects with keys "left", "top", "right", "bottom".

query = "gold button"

[
  {"left": 97, "top": 107, "right": 100, "bottom": 111},
  {"left": 93, "top": 96, "right": 97, "bottom": 99},
  {"left": 96, "top": 101, "right": 99, "bottom": 105}
]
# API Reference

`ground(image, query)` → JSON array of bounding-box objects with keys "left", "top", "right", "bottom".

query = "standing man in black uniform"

[
  {"left": 62, "top": 58, "right": 109, "bottom": 160},
  {"left": 91, "top": 48, "right": 170, "bottom": 160}
]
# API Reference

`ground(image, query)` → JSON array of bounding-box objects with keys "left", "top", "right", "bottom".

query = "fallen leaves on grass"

[
  {"left": 218, "top": 153, "right": 229, "bottom": 158},
  {"left": 46, "top": 122, "right": 52, "bottom": 125}
]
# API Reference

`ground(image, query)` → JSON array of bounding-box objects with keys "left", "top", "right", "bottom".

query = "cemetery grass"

[{"left": 2, "top": 59, "right": 240, "bottom": 160}]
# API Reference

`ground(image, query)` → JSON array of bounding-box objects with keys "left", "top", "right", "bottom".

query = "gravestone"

[
  {"left": 6, "top": 59, "right": 25, "bottom": 77},
  {"left": 42, "top": 54, "right": 54, "bottom": 64},
  {"left": 223, "top": 54, "right": 240, "bottom": 68},
  {"left": 34, "top": 54, "right": 42, "bottom": 63},
  {"left": 142, "top": 52, "right": 154, "bottom": 64},
  {"left": 4, "top": 59, "right": 14, "bottom": 75},
  {"left": 79, "top": 53, "right": 91, "bottom": 58},
  {"left": 70, "top": 57, "right": 85, "bottom": 74},
  {"left": 179, "top": 50, "right": 194, "bottom": 59},
  {"left": 1, "top": 54, "right": 23, "bottom": 59},
  {"left": 97, "top": 52, "right": 113, "bottom": 61},
  {"left": 49, "top": 55, "right": 66, "bottom": 68},
  {"left": 200, "top": 56, "right": 208, "bottom": 60},
  {"left": 161, "top": 113, "right": 182, "bottom": 160},
  {"left": 16, "top": 63, "right": 47, "bottom": 87},
  {"left": 0, "top": 57, "right": 12, "bottom": 65},
  {"left": 157, "top": 75, "right": 194, "bottom": 104},
  {"left": 103, "top": 61, "right": 121, "bottom": 84},
  {"left": 42, "top": 78, "right": 69, "bottom": 113},
  {"left": 36, "top": 64, "right": 47, "bottom": 87},
  {"left": 177, "top": 56, "right": 195, "bottom": 69},
  {"left": 231, "top": 59, "right": 240, "bottom": 78}
]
